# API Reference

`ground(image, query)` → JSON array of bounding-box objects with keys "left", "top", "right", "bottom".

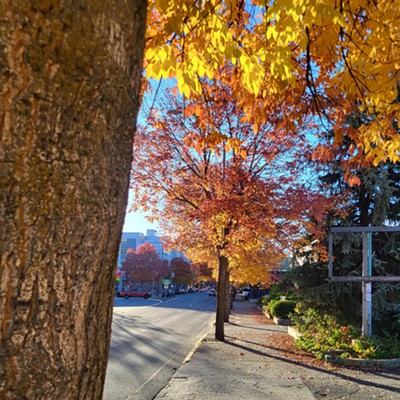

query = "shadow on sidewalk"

[
  {"left": 228, "top": 322, "right": 281, "bottom": 333},
  {"left": 225, "top": 335, "right": 309, "bottom": 357},
  {"left": 224, "top": 338, "right": 400, "bottom": 395}
]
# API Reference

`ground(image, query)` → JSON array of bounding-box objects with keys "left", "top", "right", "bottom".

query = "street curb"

[
  {"left": 183, "top": 332, "right": 208, "bottom": 364},
  {"left": 327, "top": 356, "right": 400, "bottom": 368}
]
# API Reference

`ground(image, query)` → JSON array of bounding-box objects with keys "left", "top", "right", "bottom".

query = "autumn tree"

[
  {"left": 131, "top": 76, "right": 329, "bottom": 340},
  {"left": 171, "top": 258, "right": 194, "bottom": 286},
  {"left": 122, "top": 242, "right": 168, "bottom": 292},
  {"left": 192, "top": 262, "right": 214, "bottom": 284},
  {"left": 145, "top": 0, "right": 400, "bottom": 168},
  {"left": 0, "top": 2, "right": 147, "bottom": 399},
  {"left": 122, "top": 243, "right": 162, "bottom": 288}
]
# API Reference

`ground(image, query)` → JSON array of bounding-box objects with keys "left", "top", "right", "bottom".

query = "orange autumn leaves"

[{"left": 131, "top": 80, "right": 331, "bottom": 285}]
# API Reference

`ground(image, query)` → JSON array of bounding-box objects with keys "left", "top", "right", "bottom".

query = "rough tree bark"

[{"left": 0, "top": 1, "right": 147, "bottom": 399}]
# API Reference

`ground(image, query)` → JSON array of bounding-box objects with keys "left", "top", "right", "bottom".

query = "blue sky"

[
  {"left": 122, "top": 79, "right": 172, "bottom": 234},
  {"left": 123, "top": 188, "right": 159, "bottom": 233},
  {"left": 122, "top": 208, "right": 158, "bottom": 234}
]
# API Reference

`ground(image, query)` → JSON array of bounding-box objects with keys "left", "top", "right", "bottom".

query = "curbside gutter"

[{"left": 183, "top": 332, "right": 209, "bottom": 364}]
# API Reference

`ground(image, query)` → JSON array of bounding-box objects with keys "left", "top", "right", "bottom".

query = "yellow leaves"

[
  {"left": 266, "top": 25, "right": 279, "bottom": 41},
  {"left": 313, "top": 25, "right": 340, "bottom": 55},
  {"left": 357, "top": 120, "right": 400, "bottom": 166},
  {"left": 224, "top": 138, "right": 241, "bottom": 154},
  {"left": 387, "top": 104, "right": 400, "bottom": 114},
  {"left": 155, "top": 0, "right": 170, "bottom": 13},
  {"left": 145, "top": 44, "right": 177, "bottom": 80},
  {"left": 238, "top": 52, "right": 265, "bottom": 95},
  {"left": 177, "top": 70, "right": 199, "bottom": 98},
  {"left": 299, "top": 0, "right": 345, "bottom": 28},
  {"left": 270, "top": 57, "right": 295, "bottom": 84},
  {"left": 144, "top": 0, "right": 400, "bottom": 167}
]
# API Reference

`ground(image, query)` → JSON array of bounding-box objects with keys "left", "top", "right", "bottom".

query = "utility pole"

[{"left": 362, "top": 232, "right": 372, "bottom": 337}]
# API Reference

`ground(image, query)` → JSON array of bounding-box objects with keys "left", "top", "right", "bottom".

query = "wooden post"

[{"left": 329, "top": 226, "right": 400, "bottom": 338}]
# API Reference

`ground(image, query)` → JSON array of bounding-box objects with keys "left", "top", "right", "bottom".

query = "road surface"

[{"left": 103, "top": 292, "right": 216, "bottom": 400}]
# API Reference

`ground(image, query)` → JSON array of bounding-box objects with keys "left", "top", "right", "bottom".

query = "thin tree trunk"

[
  {"left": 0, "top": 1, "right": 147, "bottom": 399},
  {"left": 215, "top": 254, "right": 228, "bottom": 341},
  {"left": 224, "top": 269, "right": 230, "bottom": 322}
]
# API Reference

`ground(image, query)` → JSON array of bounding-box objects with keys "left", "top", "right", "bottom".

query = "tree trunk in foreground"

[
  {"left": 0, "top": 1, "right": 147, "bottom": 399},
  {"left": 215, "top": 254, "right": 228, "bottom": 341}
]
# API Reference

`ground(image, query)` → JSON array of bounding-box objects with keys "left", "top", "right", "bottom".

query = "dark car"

[{"left": 117, "top": 290, "right": 151, "bottom": 299}]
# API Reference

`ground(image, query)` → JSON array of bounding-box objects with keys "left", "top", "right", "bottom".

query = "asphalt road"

[{"left": 103, "top": 292, "right": 216, "bottom": 400}]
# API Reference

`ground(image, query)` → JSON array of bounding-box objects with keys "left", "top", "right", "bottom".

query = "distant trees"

[
  {"left": 171, "top": 258, "right": 194, "bottom": 286},
  {"left": 122, "top": 243, "right": 163, "bottom": 289},
  {"left": 121, "top": 244, "right": 198, "bottom": 292}
]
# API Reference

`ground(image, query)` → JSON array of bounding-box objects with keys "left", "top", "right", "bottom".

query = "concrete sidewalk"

[{"left": 154, "top": 299, "right": 400, "bottom": 400}]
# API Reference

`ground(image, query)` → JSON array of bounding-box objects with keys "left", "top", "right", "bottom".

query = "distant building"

[
  {"left": 118, "top": 230, "right": 186, "bottom": 267},
  {"left": 117, "top": 232, "right": 145, "bottom": 267}
]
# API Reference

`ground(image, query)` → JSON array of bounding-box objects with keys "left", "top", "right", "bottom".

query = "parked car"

[
  {"left": 163, "top": 288, "right": 175, "bottom": 297},
  {"left": 242, "top": 288, "right": 250, "bottom": 300},
  {"left": 208, "top": 288, "right": 217, "bottom": 296},
  {"left": 117, "top": 290, "right": 151, "bottom": 299}
]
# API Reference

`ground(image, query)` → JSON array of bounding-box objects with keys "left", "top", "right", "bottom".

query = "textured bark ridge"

[{"left": 0, "top": 1, "right": 147, "bottom": 399}]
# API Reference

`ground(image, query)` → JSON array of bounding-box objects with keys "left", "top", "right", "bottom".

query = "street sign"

[{"left": 162, "top": 279, "right": 171, "bottom": 285}]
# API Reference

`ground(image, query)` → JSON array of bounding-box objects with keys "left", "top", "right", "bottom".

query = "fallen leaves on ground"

[{"left": 231, "top": 302, "right": 336, "bottom": 371}]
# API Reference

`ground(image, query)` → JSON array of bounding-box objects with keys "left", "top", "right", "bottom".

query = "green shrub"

[
  {"left": 261, "top": 284, "right": 298, "bottom": 307},
  {"left": 294, "top": 308, "right": 400, "bottom": 360},
  {"left": 269, "top": 300, "right": 297, "bottom": 319},
  {"left": 261, "top": 293, "right": 280, "bottom": 306},
  {"left": 283, "top": 288, "right": 297, "bottom": 301}
]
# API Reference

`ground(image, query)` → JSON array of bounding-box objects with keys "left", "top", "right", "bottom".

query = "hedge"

[{"left": 269, "top": 300, "right": 297, "bottom": 319}]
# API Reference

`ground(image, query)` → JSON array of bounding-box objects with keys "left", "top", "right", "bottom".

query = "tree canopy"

[
  {"left": 132, "top": 75, "right": 330, "bottom": 287},
  {"left": 171, "top": 257, "right": 195, "bottom": 286},
  {"left": 122, "top": 243, "right": 165, "bottom": 287},
  {"left": 145, "top": 0, "right": 400, "bottom": 166}
]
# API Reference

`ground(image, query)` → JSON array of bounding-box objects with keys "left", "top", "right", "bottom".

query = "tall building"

[
  {"left": 118, "top": 230, "right": 186, "bottom": 267},
  {"left": 117, "top": 232, "right": 145, "bottom": 267}
]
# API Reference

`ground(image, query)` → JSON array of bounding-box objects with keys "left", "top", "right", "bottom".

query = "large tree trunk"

[
  {"left": 0, "top": 1, "right": 147, "bottom": 399},
  {"left": 215, "top": 254, "right": 228, "bottom": 341}
]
